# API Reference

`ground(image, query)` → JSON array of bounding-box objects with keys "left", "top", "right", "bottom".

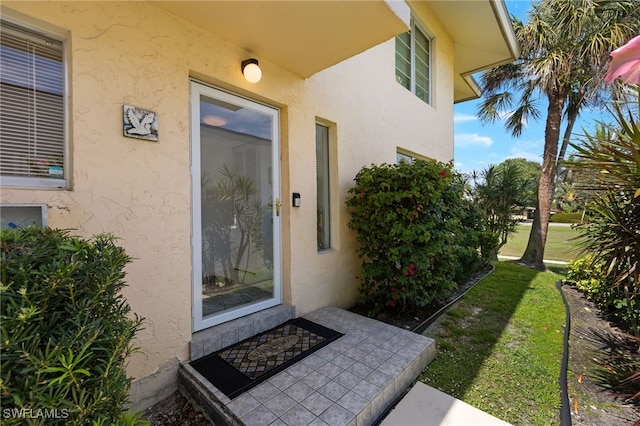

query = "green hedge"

[
  {"left": 1, "top": 227, "right": 145, "bottom": 425},
  {"left": 346, "top": 160, "right": 482, "bottom": 313},
  {"left": 549, "top": 212, "right": 583, "bottom": 223}
]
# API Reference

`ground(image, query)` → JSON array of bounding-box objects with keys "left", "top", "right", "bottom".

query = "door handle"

[{"left": 275, "top": 198, "right": 281, "bottom": 216}]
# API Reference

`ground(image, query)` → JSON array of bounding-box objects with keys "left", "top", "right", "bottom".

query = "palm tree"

[
  {"left": 469, "top": 161, "right": 532, "bottom": 261},
  {"left": 477, "top": 0, "right": 639, "bottom": 269}
]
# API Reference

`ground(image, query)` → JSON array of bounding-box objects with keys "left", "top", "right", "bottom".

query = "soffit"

[
  {"left": 422, "top": 0, "right": 519, "bottom": 102},
  {"left": 153, "top": 0, "right": 410, "bottom": 78}
]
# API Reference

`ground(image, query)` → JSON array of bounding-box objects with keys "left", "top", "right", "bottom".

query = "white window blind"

[
  {"left": 395, "top": 18, "right": 431, "bottom": 104},
  {"left": 0, "top": 21, "right": 66, "bottom": 187},
  {"left": 316, "top": 124, "right": 330, "bottom": 250}
]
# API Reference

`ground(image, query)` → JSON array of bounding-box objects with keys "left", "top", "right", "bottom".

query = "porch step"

[
  {"left": 190, "top": 305, "right": 296, "bottom": 361},
  {"left": 179, "top": 306, "right": 436, "bottom": 425},
  {"left": 380, "top": 382, "right": 511, "bottom": 426}
]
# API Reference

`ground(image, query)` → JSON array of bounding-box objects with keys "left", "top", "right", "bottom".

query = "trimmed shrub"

[
  {"left": 549, "top": 212, "right": 583, "bottom": 223},
  {"left": 346, "top": 160, "right": 482, "bottom": 313},
  {"left": 565, "top": 255, "right": 639, "bottom": 334},
  {"left": 0, "top": 227, "right": 144, "bottom": 425},
  {"left": 564, "top": 255, "right": 609, "bottom": 304}
]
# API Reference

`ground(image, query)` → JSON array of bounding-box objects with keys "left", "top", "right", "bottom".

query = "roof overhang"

[
  {"left": 153, "top": 0, "right": 411, "bottom": 78},
  {"left": 153, "top": 1, "right": 518, "bottom": 102},
  {"left": 424, "top": 0, "right": 520, "bottom": 102}
]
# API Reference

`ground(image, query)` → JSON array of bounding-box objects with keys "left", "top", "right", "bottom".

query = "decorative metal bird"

[{"left": 126, "top": 107, "right": 154, "bottom": 136}]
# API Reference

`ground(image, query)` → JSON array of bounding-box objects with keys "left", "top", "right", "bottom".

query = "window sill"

[
  {"left": 0, "top": 176, "right": 69, "bottom": 190},
  {"left": 317, "top": 247, "right": 336, "bottom": 255}
]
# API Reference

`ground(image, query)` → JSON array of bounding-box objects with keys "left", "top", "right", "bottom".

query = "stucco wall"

[{"left": 1, "top": 1, "right": 454, "bottom": 408}]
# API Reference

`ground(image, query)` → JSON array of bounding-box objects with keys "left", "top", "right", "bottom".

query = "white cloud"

[
  {"left": 506, "top": 139, "right": 543, "bottom": 163},
  {"left": 507, "top": 151, "right": 542, "bottom": 163},
  {"left": 453, "top": 113, "right": 477, "bottom": 123},
  {"left": 455, "top": 133, "right": 493, "bottom": 147}
]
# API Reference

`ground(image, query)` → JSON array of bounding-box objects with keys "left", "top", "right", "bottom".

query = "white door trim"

[{"left": 190, "top": 81, "right": 281, "bottom": 332}]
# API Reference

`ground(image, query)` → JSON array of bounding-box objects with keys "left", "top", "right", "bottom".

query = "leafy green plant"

[
  {"left": 564, "top": 256, "right": 609, "bottom": 302},
  {"left": 467, "top": 159, "right": 534, "bottom": 261},
  {"left": 201, "top": 165, "right": 266, "bottom": 286},
  {"left": 0, "top": 227, "right": 145, "bottom": 425},
  {"left": 346, "top": 160, "right": 482, "bottom": 313},
  {"left": 567, "top": 85, "right": 640, "bottom": 335},
  {"left": 565, "top": 255, "right": 640, "bottom": 335}
]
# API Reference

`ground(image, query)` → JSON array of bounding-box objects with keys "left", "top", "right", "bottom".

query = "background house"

[{"left": 0, "top": 0, "right": 517, "bottom": 409}]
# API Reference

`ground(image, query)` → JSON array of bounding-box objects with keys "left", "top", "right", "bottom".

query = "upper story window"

[
  {"left": 0, "top": 20, "right": 67, "bottom": 188},
  {"left": 395, "top": 17, "right": 431, "bottom": 104}
]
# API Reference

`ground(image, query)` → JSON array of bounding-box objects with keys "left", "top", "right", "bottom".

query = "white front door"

[{"left": 191, "top": 81, "right": 281, "bottom": 331}]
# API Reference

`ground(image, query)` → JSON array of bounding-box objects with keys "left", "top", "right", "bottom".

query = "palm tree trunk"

[
  {"left": 557, "top": 108, "right": 578, "bottom": 168},
  {"left": 551, "top": 109, "right": 578, "bottom": 210},
  {"left": 520, "top": 91, "right": 565, "bottom": 269}
]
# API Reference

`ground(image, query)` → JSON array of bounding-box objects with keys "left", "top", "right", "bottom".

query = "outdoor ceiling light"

[{"left": 241, "top": 58, "right": 262, "bottom": 83}]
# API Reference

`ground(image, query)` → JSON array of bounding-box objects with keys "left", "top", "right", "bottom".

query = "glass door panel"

[{"left": 191, "top": 82, "right": 280, "bottom": 330}]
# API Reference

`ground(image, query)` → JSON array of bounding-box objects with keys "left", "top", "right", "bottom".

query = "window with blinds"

[
  {"left": 316, "top": 123, "right": 330, "bottom": 250},
  {"left": 0, "top": 21, "right": 66, "bottom": 188},
  {"left": 395, "top": 17, "right": 431, "bottom": 104}
]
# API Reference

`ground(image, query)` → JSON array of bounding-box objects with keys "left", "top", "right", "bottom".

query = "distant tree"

[
  {"left": 477, "top": 0, "right": 639, "bottom": 269},
  {"left": 554, "top": 161, "right": 599, "bottom": 214},
  {"left": 494, "top": 158, "right": 541, "bottom": 208},
  {"left": 468, "top": 160, "right": 531, "bottom": 261}
]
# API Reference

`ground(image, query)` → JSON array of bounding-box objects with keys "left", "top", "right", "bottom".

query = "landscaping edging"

[{"left": 412, "top": 264, "right": 496, "bottom": 334}]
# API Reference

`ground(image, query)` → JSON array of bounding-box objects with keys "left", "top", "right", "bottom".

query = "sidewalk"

[
  {"left": 497, "top": 254, "right": 569, "bottom": 265},
  {"left": 380, "top": 382, "right": 510, "bottom": 426}
]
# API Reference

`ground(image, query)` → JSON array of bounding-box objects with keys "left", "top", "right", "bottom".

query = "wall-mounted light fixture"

[{"left": 241, "top": 58, "right": 262, "bottom": 83}]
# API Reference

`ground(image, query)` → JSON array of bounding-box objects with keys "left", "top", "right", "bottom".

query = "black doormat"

[{"left": 190, "top": 318, "right": 343, "bottom": 399}]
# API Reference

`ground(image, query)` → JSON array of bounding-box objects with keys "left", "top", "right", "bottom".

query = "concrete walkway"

[
  {"left": 380, "top": 382, "right": 511, "bottom": 426},
  {"left": 497, "top": 254, "right": 569, "bottom": 265}
]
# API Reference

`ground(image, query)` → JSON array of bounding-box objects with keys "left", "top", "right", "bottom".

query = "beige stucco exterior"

[{"left": 1, "top": 1, "right": 515, "bottom": 409}]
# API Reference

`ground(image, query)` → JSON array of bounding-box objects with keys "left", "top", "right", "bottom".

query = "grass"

[
  {"left": 499, "top": 224, "right": 584, "bottom": 262},
  {"left": 420, "top": 262, "right": 566, "bottom": 425}
]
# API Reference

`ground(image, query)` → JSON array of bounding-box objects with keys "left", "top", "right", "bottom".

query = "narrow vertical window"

[
  {"left": 316, "top": 123, "right": 330, "bottom": 250},
  {"left": 395, "top": 17, "right": 431, "bottom": 104},
  {"left": 0, "top": 20, "right": 67, "bottom": 188}
]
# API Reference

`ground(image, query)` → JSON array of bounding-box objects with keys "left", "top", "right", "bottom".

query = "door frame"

[{"left": 190, "top": 81, "right": 282, "bottom": 332}]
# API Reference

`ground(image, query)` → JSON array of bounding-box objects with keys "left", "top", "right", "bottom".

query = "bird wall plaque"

[{"left": 123, "top": 105, "right": 158, "bottom": 141}]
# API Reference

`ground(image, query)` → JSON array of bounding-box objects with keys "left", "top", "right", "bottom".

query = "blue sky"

[{"left": 452, "top": 0, "right": 606, "bottom": 174}]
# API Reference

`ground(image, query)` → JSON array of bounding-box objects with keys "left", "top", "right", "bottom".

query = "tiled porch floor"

[{"left": 180, "top": 306, "right": 436, "bottom": 426}]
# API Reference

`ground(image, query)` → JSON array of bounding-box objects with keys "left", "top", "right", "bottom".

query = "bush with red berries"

[{"left": 346, "top": 160, "right": 483, "bottom": 313}]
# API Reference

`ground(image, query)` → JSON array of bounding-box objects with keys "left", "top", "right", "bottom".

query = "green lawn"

[
  {"left": 499, "top": 224, "right": 584, "bottom": 262},
  {"left": 420, "top": 262, "right": 566, "bottom": 425}
]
